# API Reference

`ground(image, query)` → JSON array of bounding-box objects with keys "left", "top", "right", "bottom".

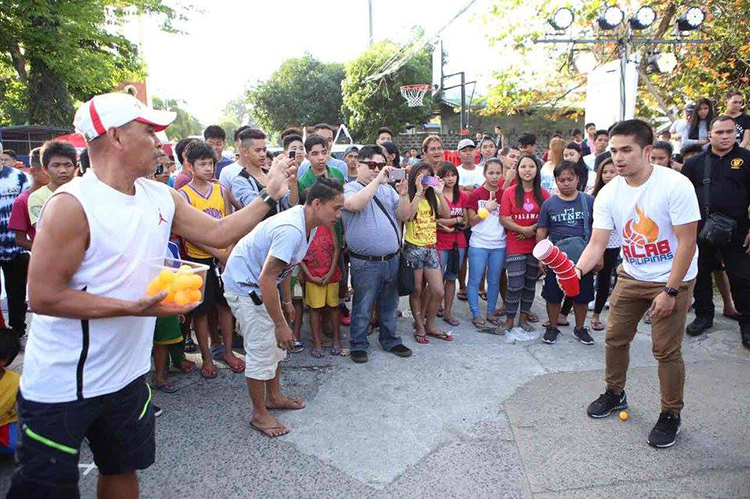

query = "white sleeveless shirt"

[{"left": 21, "top": 171, "right": 175, "bottom": 403}]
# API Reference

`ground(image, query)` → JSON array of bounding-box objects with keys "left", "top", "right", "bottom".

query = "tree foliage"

[
  {"left": 247, "top": 54, "right": 344, "bottom": 135},
  {"left": 152, "top": 96, "right": 203, "bottom": 141},
  {"left": 483, "top": 0, "right": 749, "bottom": 119},
  {"left": 342, "top": 40, "right": 433, "bottom": 142},
  {"left": 0, "top": 0, "right": 186, "bottom": 127}
]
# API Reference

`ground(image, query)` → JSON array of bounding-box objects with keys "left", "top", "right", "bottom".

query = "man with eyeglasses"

[
  {"left": 341, "top": 145, "right": 414, "bottom": 364},
  {"left": 422, "top": 135, "right": 444, "bottom": 170},
  {"left": 296, "top": 123, "right": 348, "bottom": 179}
]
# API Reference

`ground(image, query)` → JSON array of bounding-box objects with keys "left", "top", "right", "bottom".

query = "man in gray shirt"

[
  {"left": 223, "top": 177, "right": 344, "bottom": 437},
  {"left": 342, "top": 145, "right": 414, "bottom": 363}
]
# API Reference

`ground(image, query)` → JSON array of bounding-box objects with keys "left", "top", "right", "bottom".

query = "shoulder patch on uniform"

[{"left": 731, "top": 158, "right": 744, "bottom": 169}]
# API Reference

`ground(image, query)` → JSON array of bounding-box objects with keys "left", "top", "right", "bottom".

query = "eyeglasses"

[{"left": 360, "top": 161, "right": 386, "bottom": 170}]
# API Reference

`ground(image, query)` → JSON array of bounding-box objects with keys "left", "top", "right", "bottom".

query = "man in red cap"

[{"left": 8, "top": 93, "right": 297, "bottom": 498}]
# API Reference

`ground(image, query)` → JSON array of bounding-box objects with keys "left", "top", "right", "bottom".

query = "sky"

[{"left": 130, "top": 0, "right": 503, "bottom": 124}]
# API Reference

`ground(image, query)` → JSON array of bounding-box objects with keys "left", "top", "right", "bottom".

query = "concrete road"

[{"left": 2, "top": 292, "right": 749, "bottom": 498}]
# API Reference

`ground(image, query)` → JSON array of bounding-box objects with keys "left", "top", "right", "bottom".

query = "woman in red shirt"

[
  {"left": 436, "top": 163, "right": 468, "bottom": 326},
  {"left": 500, "top": 154, "right": 549, "bottom": 334}
]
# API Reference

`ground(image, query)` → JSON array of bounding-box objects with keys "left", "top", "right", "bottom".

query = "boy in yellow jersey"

[
  {"left": 0, "top": 327, "right": 21, "bottom": 457},
  {"left": 179, "top": 141, "right": 245, "bottom": 378}
]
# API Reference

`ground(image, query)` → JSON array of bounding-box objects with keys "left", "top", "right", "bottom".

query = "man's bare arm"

[{"left": 259, "top": 256, "right": 289, "bottom": 328}]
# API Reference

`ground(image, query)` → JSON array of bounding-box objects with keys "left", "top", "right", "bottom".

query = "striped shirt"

[{"left": 0, "top": 166, "right": 30, "bottom": 261}]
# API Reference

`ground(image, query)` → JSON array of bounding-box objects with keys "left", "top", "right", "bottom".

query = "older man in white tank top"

[{"left": 8, "top": 93, "right": 296, "bottom": 499}]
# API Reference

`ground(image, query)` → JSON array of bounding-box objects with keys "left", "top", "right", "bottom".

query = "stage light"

[
  {"left": 548, "top": 8, "right": 575, "bottom": 31},
  {"left": 629, "top": 6, "right": 656, "bottom": 30},
  {"left": 677, "top": 7, "right": 705, "bottom": 31},
  {"left": 598, "top": 6, "right": 624, "bottom": 30},
  {"left": 573, "top": 52, "right": 598, "bottom": 74},
  {"left": 648, "top": 52, "right": 678, "bottom": 74}
]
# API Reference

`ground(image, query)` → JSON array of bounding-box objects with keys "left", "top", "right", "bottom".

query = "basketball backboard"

[{"left": 432, "top": 38, "right": 444, "bottom": 92}]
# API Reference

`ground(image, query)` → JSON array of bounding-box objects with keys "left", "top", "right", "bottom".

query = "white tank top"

[{"left": 21, "top": 170, "right": 175, "bottom": 403}]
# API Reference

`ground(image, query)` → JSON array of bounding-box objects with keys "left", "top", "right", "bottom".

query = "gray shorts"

[{"left": 403, "top": 242, "right": 440, "bottom": 270}]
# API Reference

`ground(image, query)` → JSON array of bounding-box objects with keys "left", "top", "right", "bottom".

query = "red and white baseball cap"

[{"left": 74, "top": 93, "right": 176, "bottom": 141}]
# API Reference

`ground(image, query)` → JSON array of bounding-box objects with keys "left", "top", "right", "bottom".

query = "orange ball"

[
  {"left": 174, "top": 290, "right": 191, "bottom": 306},
  {"left": 189, "top": 274, "right": 204, "bottom": 289},
  {"left": 619, "top": 411, "right": 629, "bottom": 421},
  {"left": 178, "top": 264, "right": 192, "bottom": 272},
  {"left": 158, "top": 269, "right": 175, "bottom": 287},
  {"left": 173, "top": 274, "right": 192, "bottom": 292},
  {"left": 188, "top": 289, "right": 202, "bottom": 303},
  {"left": 146, "top": 278, "right": 162, "bottom": 296},
  {"left": 161, "top": 284, "right": 176, "bottom": 304}
]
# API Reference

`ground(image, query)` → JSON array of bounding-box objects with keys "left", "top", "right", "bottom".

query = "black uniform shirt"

[{"left": 681, "top": 143, "right": 750, "bottom": 226}]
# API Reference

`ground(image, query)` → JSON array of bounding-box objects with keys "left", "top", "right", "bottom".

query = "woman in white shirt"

[{"left": 681, "top": 98, "right": 713, "bottom": 149}]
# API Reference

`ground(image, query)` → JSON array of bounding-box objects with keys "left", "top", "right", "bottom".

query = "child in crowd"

[
  {"left": 0, "top": 328, "right": 21, "bottom": 457},
  {"left": 299, "top": 220, "right": 345, "bottom": 357},
  {"left": 500, "top": 154, "right": 550, "bottom": 334},
  {"left": 537, "top": 161, "right": 596, "bottom": 346},
  {"left": 404, "top": 162, "right": 452, "bottom": 344},
  {"left": 589, "top": 157, "right": 621, "bottom": 332},
  {"left": 179, "top": 141, "right": 245, "bottom": 377},
  {"left": 436, "top": 162, "right": 468, "bottom": 327},
  {"left": 466, "top": 159, "right": 507, "bottom": 330}
]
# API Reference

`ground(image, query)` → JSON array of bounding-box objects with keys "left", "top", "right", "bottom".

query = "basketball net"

[{"left": 400, "top": 84, "right": 431, "bottom": 107}]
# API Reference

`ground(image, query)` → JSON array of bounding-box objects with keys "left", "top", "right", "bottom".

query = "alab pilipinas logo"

[{"left": 621, "top": 206, "right": 673, "bottom": 264}]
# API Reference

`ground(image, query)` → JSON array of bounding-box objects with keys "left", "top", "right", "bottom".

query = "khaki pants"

[{"left": 605, "top": 267, "right": 695, "bottom": 414}]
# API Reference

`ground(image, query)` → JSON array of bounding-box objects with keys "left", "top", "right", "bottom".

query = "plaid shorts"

[{"left": 403, "top": 242, "right": 440, "bottom": 270}]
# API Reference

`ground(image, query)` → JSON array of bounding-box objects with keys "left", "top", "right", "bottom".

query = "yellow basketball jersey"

[{"left": 179, "top": 182, "right": 227, "bottom": 259}]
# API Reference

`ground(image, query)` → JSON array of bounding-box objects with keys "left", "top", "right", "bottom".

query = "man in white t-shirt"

[
  {"left": 8, "top": 93, "right": 297, "bottom": 497},
  {"left": 456, "top": 139, "right": 483, "bottom": 191},
  {"left": 574, "top": 119, "right": 700, "bottom": 449},
  {"left": 583, "top": 129, "right": 609, "bottom": 170}
]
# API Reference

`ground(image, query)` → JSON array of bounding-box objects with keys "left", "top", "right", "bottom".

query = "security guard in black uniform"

[{"left": 681, "top": 115, "right": 750, "bottom": 349}]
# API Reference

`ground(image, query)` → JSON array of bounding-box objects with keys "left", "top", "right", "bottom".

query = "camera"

[
  {"left": 288, "top": 150, "right": 296, "bottom": 159},
  {"left": 155, "top": 164, "right": 164, "bottom": 176},
  {"left": 388, "top": 168, "right": 406, "bottom": 181}
]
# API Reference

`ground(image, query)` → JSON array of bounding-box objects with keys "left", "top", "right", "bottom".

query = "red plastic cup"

[
  {"left": 555, "top": 264, "right": 578, "bottom": 279},
  {"left": 533, "top": 240, "right": 557, "bottom": 263},
  {"left": 558, "top": 275, "right": 580, "bottom": 297},
  {"left": 550, "top": 256, "right": 574, "bottom": 272}
]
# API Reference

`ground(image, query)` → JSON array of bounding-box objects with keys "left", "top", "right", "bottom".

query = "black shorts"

[
  {"left": 8, "top": 375, "right": 155, "bottom": 498},
  {"left": 541, "top": 269, "right": 595, "bottom": 304},
  {"left": 185, "top": 256, "right": 228, "bottom": 317}
]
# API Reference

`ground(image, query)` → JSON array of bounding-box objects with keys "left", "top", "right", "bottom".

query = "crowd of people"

[{"left": 0, "top": 87, "right": 749, "bottom": 496}]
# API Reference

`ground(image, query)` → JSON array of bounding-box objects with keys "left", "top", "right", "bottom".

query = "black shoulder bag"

[
  {"left": 239, "top": 169, "right": 279, "bottom": 220},
  {"left": 371, "top": 193, "right": 415, "bottom": 296},
  {"left": 697, "top": 155, "right": 736, "bottom": 247},
  {"left": 555, "top": 192, "right": 591, "bottom": 263}
]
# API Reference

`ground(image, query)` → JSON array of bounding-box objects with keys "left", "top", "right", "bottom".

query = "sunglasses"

[{"left": 360, "top": 161, "right": 386, "bottom": 170}]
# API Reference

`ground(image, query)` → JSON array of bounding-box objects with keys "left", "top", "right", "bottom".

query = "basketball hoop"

[{"left": 400, "top": 84, "right": 431, "bottom": 107}]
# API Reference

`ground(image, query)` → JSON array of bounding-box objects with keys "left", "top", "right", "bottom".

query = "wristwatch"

[
  {"left": 664, "top": 287, "right": 679, "bottom": 297},
  {"left": 258, "top": 188, "right": 277, "bottom": 208}
]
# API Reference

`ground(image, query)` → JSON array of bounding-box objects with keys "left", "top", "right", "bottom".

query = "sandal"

[
  {"left": 184, "top": 336, "right": 197, "bottom": 353},
  {"left": 518, "top": 322, "right": 536, "bottom": 332},
  {"left": 224, "top": 356, "right": 246, "bottom": 374},
  {"left": 486, "top": 314, "right": 501, "bottom": 326},
  {"left": 523, "top": 311, "right": 540, "bottom": 323},
  {"left": 437, "top": 308, "right": 444, "bottom": 318},
  {"left": 479, "top": 291, "right": 488, "bottom": 301},
  {"left": 200, "top": 365, "right": 217, "bottom": 379},
  {"left": 591, "top": 320, "right": 605, "bottom": 331},
  {"left": 426, "top": 330, "right": 453, "bottom": 342},
  {"left": 457, "top": 290, "right": 468, "bottom": 301},
  {"left": 153, "top": 382, "right": 178, "bottom": 394},
  {"left": 495, "top": 306, "right": 507, "bottom": 316},
  {"left": 173, "top": 360, "right": 196, "bottom": 374},
  {"left": 442, "top": 316, "right": 460, "bottom": 327},
  {"left": 413, "top": 333, "right": 430, "bottom": 344},
  {"left": 723, "top": 311, "right": 741, "bottom": 321},
  {"left": 331, "top": 346, "right": 350, "bottom": 357},
  {"left": 311, "top": 348, "right": 325, "bottom": 358},
  {"left": 543, "top": 319, "right": 570, "bottom": 328}
]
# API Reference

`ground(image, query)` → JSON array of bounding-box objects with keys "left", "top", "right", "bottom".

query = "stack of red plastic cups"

[{"left": 533, "top": 239, "right": 580, "bottom": 297}]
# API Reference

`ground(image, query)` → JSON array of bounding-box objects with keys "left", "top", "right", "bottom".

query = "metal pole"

[
  {"left": 619, "top": 39, "right": 627, "bottom": 121},
  {"left": 367, "top": 0, "right": 374, "bottom": 47},
  {"left": 460, "top": 72, "right": 466, "bottom": 131}
]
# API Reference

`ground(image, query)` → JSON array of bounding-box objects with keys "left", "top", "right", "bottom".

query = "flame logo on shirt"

[{"left": 622, "top": 206, "right": 659, "bottom": 247}]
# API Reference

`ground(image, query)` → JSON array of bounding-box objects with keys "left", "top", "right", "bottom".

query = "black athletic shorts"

[
  {"left": 184, "top": 255, "right": 228, "bottom": 317},
  {"left": 8, "top": 375, "right": 156, "bottom": 498}
]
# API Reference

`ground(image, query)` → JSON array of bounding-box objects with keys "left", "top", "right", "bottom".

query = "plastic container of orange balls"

[{"left": 145, "top": 257, "right": 209, "bottom": 307}]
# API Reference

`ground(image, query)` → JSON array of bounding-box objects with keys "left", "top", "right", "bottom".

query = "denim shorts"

[
  {"left": 403, "top": 242, "right": 440, "bottom": 270},
  {"left": 439, "top": 247, "right": 467, "bottom": 280}
]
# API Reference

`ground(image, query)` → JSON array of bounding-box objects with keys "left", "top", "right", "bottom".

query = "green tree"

[
  {"left": 247, "top": 54, "right": 344, "bottom": 135},
  {"left": 0, "top": 1, "right": 186, "bottom": 126},
  {"left": 152, "top": 96, "right": 203, "bottom": 141},
  {"left": 483, "top": 1, "right": 749, "bottom": 118},
  {"left": 342, "top": 40, "right": 433, "bottom": 142}
]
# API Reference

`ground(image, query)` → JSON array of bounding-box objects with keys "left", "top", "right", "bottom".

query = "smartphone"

[
  {"left": 155, "top": 164, "right": 164, "bottom": 175},
  {"left": 288, "top": 150, "right": 296, "bottom": 159},
  {"left": 389, "top": 168, "right": 406, "bottom": 181},
  {"left": 421, "top": 175, "right": 439, "bottom": 187}
]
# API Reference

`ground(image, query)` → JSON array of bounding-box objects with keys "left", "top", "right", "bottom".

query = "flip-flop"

[
  {"left": 523, "top": 311, "right": 540, "bottom": 323},
  {"left": 311, "top": 348, "right": 325, "bottom": 358},
  {"left": 723, "top": 312, "right": 741, "bottom": 321},
  {"left": 224, "top": 358, "right": 246, "bottom": 373},
  {"left": 200, "top": 366, "right": 217, "bottom": 379},
  {"left": 437, "top": 308, "right": 444, "bottom": 318},
  {"left": 426, "top": 330, "right": 453, "bottom": 342},
  {"left": 457, "top": 290, "right": 468, "bottom": 301},
  {"left": 414, "top": 333, "right": 430, "bottom": 344},
  {"left": 518, "top": 322, "right": 536, "bottom": 332},
  {"left": 486, "top": 314, "right": 501, "bottom": 326},
  {"left": 250, "top": 421, "right": 290, "bottom": 438},
  {"left": 543, "top": 319, "right": 570, "bottom": 328},
  {"left": 330, "top": 346, "right": 350, "bottom": 356},
  {"left": 173, "top": 360, "right": 196, "bottom": 374},
  {"left": 477, "top": 327, "right": 503, "bottom": 336},
  {"left": 153, "top": 382, "right": 178, "bottom": 393},
  {"left": 479, "top": 291, "right": 488, "bottom": 301},
  {"left": 591, "top": 320, "right": 605, "bottom": 331},
  {"left": 472, "top": 317, "right": 488, "bottom": 329},
  {"left": 442, "top": 317, "right": 460, "bottom": 326}
]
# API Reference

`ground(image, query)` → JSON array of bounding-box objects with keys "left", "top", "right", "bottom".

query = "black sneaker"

[
  {"left": 290, "top": 340, "right": 304, "bottom": 354},
  {"left": 648, "top": 411, "right": 681, "bottom": 448},
  {"left": 390, "top": 344, "right": 412, "bottom": 358},
  {"left": 686, "top": 316, "right": 712, "bottom": 337},
  {"left": 587, "top": 389, "right": 627, "bottom": 418},
  {"left": 351, "top": 350, "right": 368, "bottom": 363},
  {"left": 153, "top": 405, "right": 163, "bottom": 418},
  {"left": 574, "top": 326, "right": 594, "bottom": 345},
  {"left": 184, "top": 335, "right": 197, "bottom": 353},
  {"left": 542, "top": 327, "right": 561, "bottom": 344}
]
